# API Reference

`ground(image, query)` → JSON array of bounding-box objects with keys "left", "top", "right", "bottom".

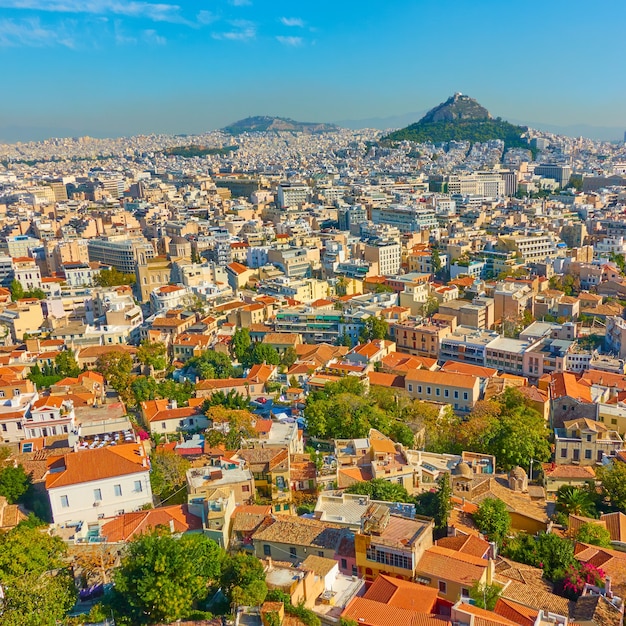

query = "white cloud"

[
  {"left": 276, "top": 35, "right": 302, "bottom": 46},
  {"left": 213, "top": 19, "right": 255, "bottom": 41},
  {"left": 280, "top": 17, "right": 303, "bottom": 27},
  {"left": 197, "top": 10, "right": 217, "bottom": 25},
  {"left": 0, "top": 16, "right": 74, "bottom": 47},
  {"left": 0, "top": 1, "right": 190, "bottom": 24},
  {"left": 143, "top": 28, "right": 166, "bottom": 44}
]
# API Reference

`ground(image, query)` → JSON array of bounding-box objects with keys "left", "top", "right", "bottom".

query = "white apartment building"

[
  {"left": 45, "top": 444, "right": 152, "bottom": 525},
  {"left": 12, "top": 257, "right": 42, "bottom": 291},
  {"left": 499, "top": 234, "right": 557, "bottom": 263},
  {"left": 149, "top": 284, "right": 190, "bottom": 314},
  {"left": 277, "top": 183, "right": 310, "bottom": 209},
  {"left": 363, "top": 240, "right": 401, "bottom": 276}
]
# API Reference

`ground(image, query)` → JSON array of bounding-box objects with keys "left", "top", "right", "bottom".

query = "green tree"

[
  {"left": 95, "top": 267, "right": 136, "bottom": 287},
  {"left": 242, "top": 343, "right": 280, "bottom": 368},
  {"left": 434, "top": 473, "right": 452, "bottom": 533},
  {"left": 231, "top": 328, "right": 251, "bottom": 362},
  {"left": 149, "top": 449, "right": 191, "bottom": 504},
  {"left": 336, "top": 332, "right": 352, "bottom": 348},
  {"left": 484, "top": 388, "right": 550, "bottom": 470},
  {"left": 0, "top": 525, "right": 77, "bottom": 626},
  {"left": 598, "top": 461, "right": 626, "bottom": 511},
  {"left": 534, "top": 532, "right": 576, "bottom": 582},
  {"left": 474, "top": 498, "right": 511, "bottom": 548},
  {"left": 555, "top": 485, "right": 596, "bottom": 518},
  {"left": 281, "top": 346, "right": 298, "bottom": 370},
  {"left": 54, "top": 349, "right": 80, "bottom": 378},
  {"left": 387, "top": 421, "right": 415, "bottom": 447},
  {"left": 203, "top": 389, "right": 250, "bottom": 410},
  {"left": 9, "top": 278, "right": 24, "bottom": 301},
  {"left": 359, "top": 316, "right": 388, "bottom": 342},
  {"left": 431, "top": 247, "right": 442, "bottom": 274},
  {"left": 574, "top": 522, "right": 612, "bottom": 548},
  {"left": 220, "top": 553, "right": 267, "bottom": 606},
  {"left": 189, "top": 350, "right": 239, "bottom": 380},
  {"left": 469, "top": 581, "right": 502, "bottom": 610},
  {"left": 345, "top": 478, "right": 411, "bottom": 503},
  {"left": 0, "top": 465, "right": 31, "bottom": 503},
  {"left": 136, "top": 341, "right": 167, "bottom": 371},
  {"left": 112, "top": 531, "right": 222, "bottom": 624},
  {"left": 95, "top": 350, "right": 134, "bottom": 403}
]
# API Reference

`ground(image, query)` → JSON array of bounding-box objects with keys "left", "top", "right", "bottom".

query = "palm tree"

[{"left": 556, "top": 485, "right": 595, "bottom": 518}]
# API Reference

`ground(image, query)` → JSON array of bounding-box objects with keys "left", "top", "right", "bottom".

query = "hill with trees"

[
  {"left": 223, "top": 115, "right": 339, "bottom": 135},
  {"left": 385, "top": 93, "right": 531, "bottom": 151}
]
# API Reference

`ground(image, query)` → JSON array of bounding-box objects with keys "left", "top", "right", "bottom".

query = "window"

[
  {"left": 134, "top": 480, "right": 142, "bottom": 493},
  {"left": 318, "top": 551, "right": 324, "bottom": 557},
  {"left": 161, "top": 422, "right": 166, "bottom": 430},
  {"left": 114, "top": 484, "right": 122, "bottom": 497},
  {"left": 60, "top": 495, "right": 69, "bottom": 508},
  {"left": 444, "top": 389, "right": 449, "bottom": 398},
  {"left": 352, "top": 565, "right": 358, "bottom": 576},
  {"left": 438, "top": 580, "right": 447, "bottom": 594},
  {"left": 341, "top": 558, "right": 347, "bottom": 570},
  {"left": 436, "top": 388, "right": 440, "bottom": 396},
  {"left": 22, "top": 442, "right": 33, "bottom": 453},
  {"left": 1, "top": 424, "right": 6, "bottom": 432},
  {"left": 560, "top": 448, "right": 567, "bottom": 458},
  {"left": 426, "top": 387, "right": 431, "bottom": 395},
  {"left": 461, "top": 588, "right": 469, "bottom": 597},
  {"left": 93, "top": 489, "right": 102, "bottom": 501},
  {"left": 290, "top": 547, "right": 297, "bottom": 558},
  {"left": 242, "top": 485, "right": 250, "bottom": 492},
  {"left": 586, "top": 434, "right": 592, "bottom": 442},
  {"left": 585, "top": 450, "right": 592, "bottom": 459},
  {"left": 454, "top": 391, "right": 459, "bottom": 399},
  {"left": 417, "top": 386, "right": 422, "bottom": 394},
  {"left": 408, "top": 384, "right": 413, "bottom": 392},
  {"left": 463, "top": 392, "right": 468, "bottom": 400},
  {"left": 263, "top": 544, "right": 271, "bottom": 557}
]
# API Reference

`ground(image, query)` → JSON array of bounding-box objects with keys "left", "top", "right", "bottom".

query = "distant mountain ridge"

[
  {"left": 384, "top": 94, "right": 531, "bottom": 150},
  {"left": 223, "top": 115, "right": 339, "bottom": 135}
]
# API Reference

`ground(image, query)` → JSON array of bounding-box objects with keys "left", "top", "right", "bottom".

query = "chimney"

[
  {"left": 170, "top": 399, "right": 177, "bottom": 409},
  {"left": 169, "top": 519, "right": 175, "bottom": 533},
  {"left": 605, "top": 576, "right": 612, "bottom": 597}
]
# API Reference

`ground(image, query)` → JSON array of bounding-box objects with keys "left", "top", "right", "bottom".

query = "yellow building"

[
  {"left": 354, "top": 505, "right": 434, "bottom": 582},
  {"left": 415, "top": 545, "right": 494, "bottom": 603}
]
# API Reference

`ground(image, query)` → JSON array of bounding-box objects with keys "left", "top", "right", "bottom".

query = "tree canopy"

[
  {"left": 598, "top": 461, "right": 626, "bottom": 511},
  {"left": 94, "top": 267, "right": 136, "bottom": 287},
  {"left": 136, "top": 341, "right": 167, "bottom": 371},
  {"left": 112, "top": 531, "right": 222, "bottom": 624},
  {"left": 0, "top": 525, "right": 77, "bottom": 626},
  {"left": 574, "top": 522, "right": 612, "bottom": 548},
  {"left": 95, "top": 350, "right": 134, "bottom": 404},
  {"left": 474, "top": 498, "right": 511, "bottom": 548}
]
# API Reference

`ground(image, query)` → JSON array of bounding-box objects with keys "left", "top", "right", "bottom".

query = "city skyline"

[{"left": 1, "top": 0, "right": 625, "bottom": 142}]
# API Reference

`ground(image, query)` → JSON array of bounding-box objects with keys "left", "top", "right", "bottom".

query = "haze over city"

[{"left": 1, "top": 0, "right": 625, "bottom": 141}]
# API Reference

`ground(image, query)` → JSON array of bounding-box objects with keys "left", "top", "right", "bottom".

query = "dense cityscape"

[{"left": 2, "top": 90, "right": 626, "bottom": 626}]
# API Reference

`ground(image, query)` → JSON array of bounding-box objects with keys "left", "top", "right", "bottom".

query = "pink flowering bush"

[{"left": 563, "top": 563, "right": 605, "bottom": 599}]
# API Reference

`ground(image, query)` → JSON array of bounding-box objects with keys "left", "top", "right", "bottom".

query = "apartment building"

[
  {"left": 440, "top": 327, "right": 500, "bottom": 366},
  {"left": 363, "top": 240, "right": 401, "bottom": 276},
  {"left": 393, "top": 322, "right": 451, "bottom": 359},
  {"left": 554, "top": 418, "right": 623, "bottom": 465},
  {"left": 439, "top": 297, "right": 494, "bottom": 329},
  {"left": 484, "top": 337, "right": 529, "bottom": 375},
  {"left": 88, "top": 237, "right": 155, "bottom": 274},
  {"left": 405, "top": 369, "right": 480, "bottom": 413}
]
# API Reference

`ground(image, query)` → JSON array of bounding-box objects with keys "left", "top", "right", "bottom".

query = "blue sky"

[{"left": 0, "top": 0, "right": 625, "bottom": 140}]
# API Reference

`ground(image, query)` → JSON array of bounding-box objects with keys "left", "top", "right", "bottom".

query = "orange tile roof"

[
  {"left": 550, "top": 372, "right": 592, "bottom": 402},
  {"left": 45, "top": 444, "right": 148, "bottom": 489},
  {"left": 363, "top": 574, "right": 438, "bottom": 613},
  {"left": 441, "top": 361, "right": 498, "bottom": 379},
  {"left": 494, "top": 598, "right": 538, "bottom": 626},
  {"left": 368, "top": 372, "right": 405, "bottom": 388},
  {"left": 417, "top": 546, "right": 489, "bottom": 586},
  {"left": 100, "top": 504, "right": 201, "bottom": 542},
  {"left": 405, "top": 368, "right": 478, "bottom": 389},
  {"left": 456, "top": 603, "right": 520, "bottom": 626},
  {"left": 342, "top": 597, "right": 451, "bottom": 626}
]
